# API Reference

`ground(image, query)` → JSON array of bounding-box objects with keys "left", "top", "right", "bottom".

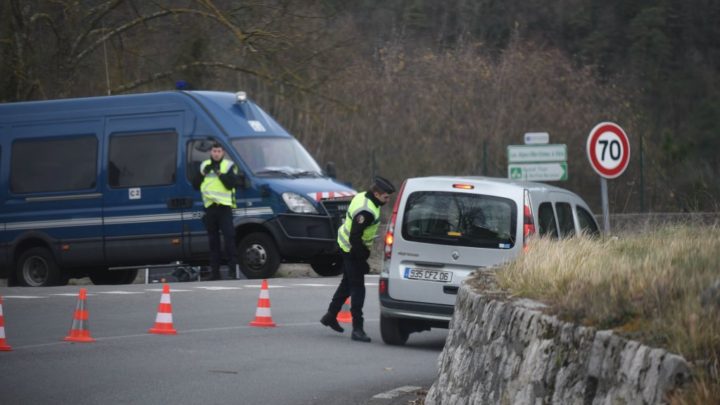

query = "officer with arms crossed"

[
  {"left": 321, "top": 176, "right": 395, "bottom": 342},
  {"left": 194, "top": 143, "right": 241, "bottom": 281}
]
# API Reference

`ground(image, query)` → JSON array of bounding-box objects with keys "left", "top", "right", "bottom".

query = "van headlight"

[{"left": 282, "top": 192, "right": 318, "bottom": 214}]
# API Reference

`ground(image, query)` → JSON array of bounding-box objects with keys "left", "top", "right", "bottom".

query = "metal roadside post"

[{"left": 586, "top": 122, "right": 631, "bottom": 234}]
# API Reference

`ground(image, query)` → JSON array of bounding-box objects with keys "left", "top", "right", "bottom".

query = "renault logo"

[{"left": 451, "top": 251, "right": 460, "bottom": 261}]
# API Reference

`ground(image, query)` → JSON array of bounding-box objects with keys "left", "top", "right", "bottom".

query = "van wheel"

[
  {"left": 310, "top": 255, "right": 343, "bottom": 276},
  {"left": 238, "top": 232, "right": 280, "bottom": 279},
  {"left": 380, "top": 314, "right": 409, "bottom": 346},
  {"left": 16, "top": 247, "right": 63, "bottom": 287},
  {"left": 89, "top": 269, "right": 138, "bottom": 285}
]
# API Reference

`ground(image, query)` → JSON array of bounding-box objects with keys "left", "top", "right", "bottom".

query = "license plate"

[{"left": 403, "top": 267, "right": 452, "bottom": 283}]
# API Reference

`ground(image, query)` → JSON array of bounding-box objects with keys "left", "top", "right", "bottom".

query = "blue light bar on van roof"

[
  {"left": 235, "top": 91, "right": 247, "bottom": 103},
  {"left": 453, "top": 183, "right": 474, "bottom": 189}
]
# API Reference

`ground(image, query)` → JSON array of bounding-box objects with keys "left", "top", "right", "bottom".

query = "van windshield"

[
  {"left": 401, "top": 191, "right": 517, "bottom": 249},
  {"left": 232, "top": 137, "right": 322, "bottom": 177}
]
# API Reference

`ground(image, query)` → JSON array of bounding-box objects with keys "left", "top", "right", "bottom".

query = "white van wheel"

[
  {"left": 380, "top": 314, "right": 409, "bottom": 346},
  {"left": 16, "top": 247, "right": 62, "bottom": 287}
]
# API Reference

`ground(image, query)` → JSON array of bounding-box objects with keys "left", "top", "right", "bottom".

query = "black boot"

[
  {"left": 320, "top": 313, "right": 344, "bottom": 333},
  {"left": 351, "top": 329, "right": 371, "bottom": 342}
]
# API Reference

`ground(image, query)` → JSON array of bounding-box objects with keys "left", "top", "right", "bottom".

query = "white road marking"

[
  {"left": 2, "top": 295, "right": 46, "bottom": 299},
  {"left": 244, "top": 285, "right": 285, "bottom": 288},
  {"left": 145, "top": 289, "right": 193, "bottom": 292},
  {"left": 194, "top": 286, "right": 243, "bottom": 291},
  {"left": 295, "top": 283, "right": 334, "bottom": 287},
  {"left": 96, "top": 291, "right": 146, "bottom": 295},
  {"left": 9, "top": 319, "right": 380, "bottom": 350}
]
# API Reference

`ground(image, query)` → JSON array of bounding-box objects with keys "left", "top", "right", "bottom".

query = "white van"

[{"left": 379, "top": 176, "right": 600, "bottom": 345}]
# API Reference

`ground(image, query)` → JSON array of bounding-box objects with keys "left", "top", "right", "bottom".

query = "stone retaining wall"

[{"left": 425, "top": 286, "right": 691, "bottom": 405}]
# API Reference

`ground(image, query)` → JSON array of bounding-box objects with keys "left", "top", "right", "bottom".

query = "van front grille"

[{"left": 321, "top": 199, "right": 351, "bottom": 234}]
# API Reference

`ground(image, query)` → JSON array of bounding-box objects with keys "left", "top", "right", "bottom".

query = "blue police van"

[{"left": 0, "top": 91, "right": 355, "bottom": 286}]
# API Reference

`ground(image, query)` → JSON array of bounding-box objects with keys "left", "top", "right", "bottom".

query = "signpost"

[
  {"left": 586, "top": 122, "right": 630, "bottom": 233},
  {"left": 507, "top": 143, "right": 567, "bottom": 182}
]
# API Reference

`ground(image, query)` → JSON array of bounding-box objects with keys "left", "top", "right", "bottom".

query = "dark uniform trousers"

[
  {"left": 328, "top": 252, "right": 367, "bottom": 330},
  {"left": 205, "top": 204, "right": 238, "bottom": 274}
]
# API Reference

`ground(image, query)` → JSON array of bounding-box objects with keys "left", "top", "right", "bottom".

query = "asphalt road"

[{"left": 0, "top": 275, "right": 446, "bottom": 405}]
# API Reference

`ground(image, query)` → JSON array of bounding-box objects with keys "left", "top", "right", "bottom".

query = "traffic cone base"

[
  {"left": 149, "top": 284, "right": 177, "bottom": 335},
  {"left": 0, "top": 296, "right": 12, "bottom": 351},
  {"left": 64, "top": 288, "right": 94, "bottom": 343},
  {"left": 249, "top": 279, "right": 276, "bottom": 327},
  {"left": 337, "top": 297, "right": 352, "bottom": 324}
]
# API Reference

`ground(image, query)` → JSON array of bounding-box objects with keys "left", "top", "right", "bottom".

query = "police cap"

[{"left": 373, "top": 176, "right": 396, "bottom": 194}]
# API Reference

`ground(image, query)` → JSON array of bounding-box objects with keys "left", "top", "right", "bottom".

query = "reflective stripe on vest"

[
  {"left": 337, "top": 192, "right": 381, "bottom": 253},
  {"left": 200, "top": 159, "right": 236, "bottom": 208}
]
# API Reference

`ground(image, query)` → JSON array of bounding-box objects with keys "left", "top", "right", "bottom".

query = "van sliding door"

[{"left": 103, "top": 114, "right": 185, "bottom": 266}]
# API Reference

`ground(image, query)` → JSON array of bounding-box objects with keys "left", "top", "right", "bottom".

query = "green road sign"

[
  {"left": 507, "top": 162, "right": 568, "bottom": 181},
  {"left": 507, "top": 144, "right": 567, "bottom": 163}
]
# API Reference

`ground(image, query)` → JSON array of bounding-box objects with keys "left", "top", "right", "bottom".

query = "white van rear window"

[{"left": 401, "top": 191, "right": 517, "bottom": 249}]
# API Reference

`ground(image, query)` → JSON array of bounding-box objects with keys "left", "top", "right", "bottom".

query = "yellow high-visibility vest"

[
  {"left": 337, "top": 192, "right": 381, "bottom": 253},
  {"left": 200, "top": 159, "right": 236, "bottom": 208}
]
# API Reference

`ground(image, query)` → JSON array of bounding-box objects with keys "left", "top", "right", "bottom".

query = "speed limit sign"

[{"left": 586, "top": 122, "right": 630, "bottom": 179}]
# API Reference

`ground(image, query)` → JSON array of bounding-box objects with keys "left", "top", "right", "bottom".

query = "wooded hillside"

[{"left": 2, "top": 0, "right": 719, "bottom": 213}]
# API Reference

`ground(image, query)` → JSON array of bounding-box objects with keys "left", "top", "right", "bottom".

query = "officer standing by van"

[
  {"left": 321, "top": 176, "right": 395, "bottom": 342},
  {"left": 194, "top": 143, "right": 241, "bottom": 281}
]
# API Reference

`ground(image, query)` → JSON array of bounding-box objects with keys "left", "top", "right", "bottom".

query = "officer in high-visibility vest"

[
  {"left": 194, "top": 143, "right": 241, "bottom": 281},
  {"left": 321, "top": 176, "right": 395, "bottom": 342}
]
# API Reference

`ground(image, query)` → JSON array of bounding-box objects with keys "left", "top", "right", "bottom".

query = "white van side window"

[
  {"left": 577, "top": 206, "right": 600, "bottom": 236},
  {"left": 537, "top": 202, "right": 558, "bottom": 239},
  {"left": 555, "top": 202, "right": 575, "bottom": 238}
]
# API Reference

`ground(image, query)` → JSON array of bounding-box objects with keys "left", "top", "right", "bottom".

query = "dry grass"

[{"left": 487, "top": 225, "right": 720, "bottom": 403}]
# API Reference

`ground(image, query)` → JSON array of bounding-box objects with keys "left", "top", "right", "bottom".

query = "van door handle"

[
  {"left": 443, "top": 286, "right": 459, "bottom": 295},
  {"left": 167, "top": 197, "right": 194, "bottom": 209}
]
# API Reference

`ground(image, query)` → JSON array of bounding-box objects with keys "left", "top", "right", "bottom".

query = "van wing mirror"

[{"left": 325, "top": 161, "right": 337, "bottom": 179}]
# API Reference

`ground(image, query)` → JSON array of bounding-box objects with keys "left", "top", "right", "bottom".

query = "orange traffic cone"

[
  {"left": 249, "top": 279, "right": 276, "bottom": 327},
  {"left": 0, "top": 295, "right": 12, "bottom": 351},
  {"left": 148, "top": 284, "right": 177, "bottom": 335},
  {"left": 64, "top": 288, "right": 95, "bottom": 343},
  {"left": 337, "top": 298, "right": 352, "bottom": 324}
]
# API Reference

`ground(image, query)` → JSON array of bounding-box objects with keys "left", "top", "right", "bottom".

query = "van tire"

[
  {"left": 238, "top": 232, "right": 280, "bottom": 279},
  {"left": 380, "top": 314, "right": 409, "bottom": 346},
  {"left": 16, "top": 247, "right": 63, "bottom": 287},
  {"left": 89, "top": 269, "right": 138, "bottom": 285},
  {"left": 310, "top": 255, "right": 343, "bottom": 277}
]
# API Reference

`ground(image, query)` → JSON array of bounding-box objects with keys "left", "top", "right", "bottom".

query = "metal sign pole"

[{"left": 600, "top": 177, "right": 610, "bottom": 234}]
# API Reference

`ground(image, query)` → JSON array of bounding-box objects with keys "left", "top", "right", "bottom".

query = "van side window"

[
  {"left": 555, "top": 202, "right": 575, "bottom": 238},
  {"left": 108, "top": 132, "right": 177, "bottom": 188},
  {"left": 186, "top": 140, "right": 214, "bottom": 183},
  {"left": 11, "top": 136, "right": 97, "bottom": 193},
  {"left": 577, "top": 206, "right": 600, "bottom": 236},
  {"left": 537, "top": 202, "right": 558, "bottom": 239}
]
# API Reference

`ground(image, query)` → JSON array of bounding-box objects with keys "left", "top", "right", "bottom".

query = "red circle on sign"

[{"left": 586, "top": 122, "right": 630, "bottom": 179}]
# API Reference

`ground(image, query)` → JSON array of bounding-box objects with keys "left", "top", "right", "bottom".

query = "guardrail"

[{"left": 599, "top": 212, "right": 720, "bottom": 234}]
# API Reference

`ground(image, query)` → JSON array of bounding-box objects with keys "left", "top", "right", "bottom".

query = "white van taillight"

[
  {"left": 523, "top": 189, "right": 535, "bottom": 248},
  {"left": 379, "top": 278, "right": 388, "bottom": 295},
  {"left": 384, "top": 180, "right": 406, "bottom": 260}
]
